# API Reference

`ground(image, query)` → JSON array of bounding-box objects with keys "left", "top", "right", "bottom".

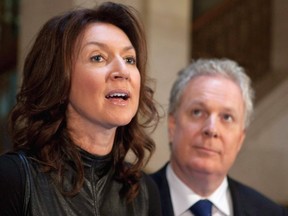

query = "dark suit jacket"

[{"left": 150, "top": 163, "right": 288, "bottom": 216}]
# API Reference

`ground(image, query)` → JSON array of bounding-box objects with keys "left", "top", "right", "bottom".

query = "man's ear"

[
  {"left": 237, "top": 129, "right": 246, "bottom": 152},
  {"left": 168, "top": 114, "right": 176, "bottom": 143}
]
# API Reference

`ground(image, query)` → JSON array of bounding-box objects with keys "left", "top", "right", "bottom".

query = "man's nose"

[
  {"left": 110, "top": 58, "right": 130, "bottom": 80},
  {"left": 202, "top": 115, "right": 219, "bottom": 138}
]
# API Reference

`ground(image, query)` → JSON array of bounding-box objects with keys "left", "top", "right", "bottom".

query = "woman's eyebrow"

[{"left": 83, "top": 41, "right": 135, "bottom": 53}]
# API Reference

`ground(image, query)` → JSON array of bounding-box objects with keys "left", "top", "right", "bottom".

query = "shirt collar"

[
  {"left": 166, "top": 163, "right": 232, "bottom": 216},
  {"left": 209, "top": 176, "right": 231, "bottom": 215}
]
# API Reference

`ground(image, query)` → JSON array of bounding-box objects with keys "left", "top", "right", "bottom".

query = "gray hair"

[{"left": 169, "top": 58, "right": 255, "bottom": 128}]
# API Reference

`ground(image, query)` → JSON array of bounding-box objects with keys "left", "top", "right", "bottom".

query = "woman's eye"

[
  {"left": 90, "top": 55, "right": 104, "bottom": 62},
  {"left": 124, "top": 56, "right": 136, "bottom": 65}
]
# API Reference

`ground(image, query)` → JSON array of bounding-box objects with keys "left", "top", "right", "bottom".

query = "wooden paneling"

[{"left": 192, "top": 0, "right": 272, "bottom": 82}]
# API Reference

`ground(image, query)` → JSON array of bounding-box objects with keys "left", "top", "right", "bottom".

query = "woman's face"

[{"left": 67, "top": 22, "right": 141, "bottom": 131}]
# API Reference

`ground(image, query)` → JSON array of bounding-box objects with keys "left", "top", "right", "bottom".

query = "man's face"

[{"left": 169, "top": 75, "right": 246, "bottom": 182}]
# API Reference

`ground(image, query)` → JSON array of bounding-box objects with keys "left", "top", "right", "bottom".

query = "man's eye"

[
  {"left": 192, "top": 109, "right": 202, "bottom": 117},
  {"left": 90, "top": 55, "right": 104, "bottom": 62},
  {"left": 125, "top": 57, "right": 136, "bottom": 65},
  {"left": 223, "top": 114, "right": 233, "bottom": 122}
]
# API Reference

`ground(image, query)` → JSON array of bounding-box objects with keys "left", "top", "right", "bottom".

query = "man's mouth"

[{"left": 196, "top": 146, "right": 220, "bottom": 155}]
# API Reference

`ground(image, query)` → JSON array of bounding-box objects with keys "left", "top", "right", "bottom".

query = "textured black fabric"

[
  {"left": 0, "top": 153, "right": 25, "bottom": 216},
  {"left": 0, "top": 150, "right": 162, "bottom": 216}
]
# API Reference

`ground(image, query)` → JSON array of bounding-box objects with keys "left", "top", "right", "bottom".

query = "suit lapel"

[{"left": 228, "top": 177, "right": 257, "bottom": 216}]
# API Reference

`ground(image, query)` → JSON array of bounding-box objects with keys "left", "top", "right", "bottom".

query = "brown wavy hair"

[{"left": 9, "top": 2, "right": 159, "bottom": 202}]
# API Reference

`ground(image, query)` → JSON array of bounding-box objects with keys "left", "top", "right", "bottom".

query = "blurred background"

[{"left": 1, "top": 0, "right": 287, "bottom": 206}]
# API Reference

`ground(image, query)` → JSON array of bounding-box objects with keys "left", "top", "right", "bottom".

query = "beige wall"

[
  {"left": 145, "top": 0, "right": 191, "bottom": 171},
  {"left": 230, "top": 78, "right": 288, "bottom": 204}
]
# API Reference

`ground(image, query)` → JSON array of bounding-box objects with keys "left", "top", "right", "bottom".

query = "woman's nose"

[
  {"left": 202, "top": 116, "right": 219, "bottom": 138},
  {"left": 110, "top": 58, "right": 130, "bottom": 80}
]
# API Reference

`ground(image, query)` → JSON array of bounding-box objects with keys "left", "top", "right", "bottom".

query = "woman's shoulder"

[
  {"left": 141, "top": 172, "right": 162, "bottom": 216},
  {"left": 140, "top": 172, "right": 160, "bottom": 195},
  {"left": 0, "top": 151, "right": 27, "bottom": 185},
  {"left": 0, "top": 151, "right": 26, "bottom": 215},
  {"left": 141, "top": 172, "right": 157, "bottom": 186},
  {"left": 0, "top": 151, "right": 23, "bottom": 172}
]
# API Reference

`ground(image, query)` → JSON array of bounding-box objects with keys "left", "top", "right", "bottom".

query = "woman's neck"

[{"left": 68, "top": 121, "right": 116, "bottom": 156}]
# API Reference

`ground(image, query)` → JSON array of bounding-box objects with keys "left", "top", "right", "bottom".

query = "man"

[{"left": 151, "top": 59, "right": 287, "bottom": 216}]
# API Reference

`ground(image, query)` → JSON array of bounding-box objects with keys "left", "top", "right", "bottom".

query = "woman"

[{"left": 0, "top": 2, "right": 161, "bottom": 215}]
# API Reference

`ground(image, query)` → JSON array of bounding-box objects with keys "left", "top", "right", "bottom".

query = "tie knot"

[{"left": 190, "top": 199, "right": 212, "bottom": 216}]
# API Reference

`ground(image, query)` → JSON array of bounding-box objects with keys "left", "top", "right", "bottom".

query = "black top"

[{"left": 0, "top": 150, "right": 162, "bottom": 216}]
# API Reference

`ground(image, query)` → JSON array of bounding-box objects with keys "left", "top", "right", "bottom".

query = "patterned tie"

[{"left": 189, "top": 199, "right": 212, "bottom": 216}]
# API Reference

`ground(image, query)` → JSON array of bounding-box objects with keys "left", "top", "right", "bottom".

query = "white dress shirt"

[{"left": 166, "top": 164, "right": 233, "bottom": 216}]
